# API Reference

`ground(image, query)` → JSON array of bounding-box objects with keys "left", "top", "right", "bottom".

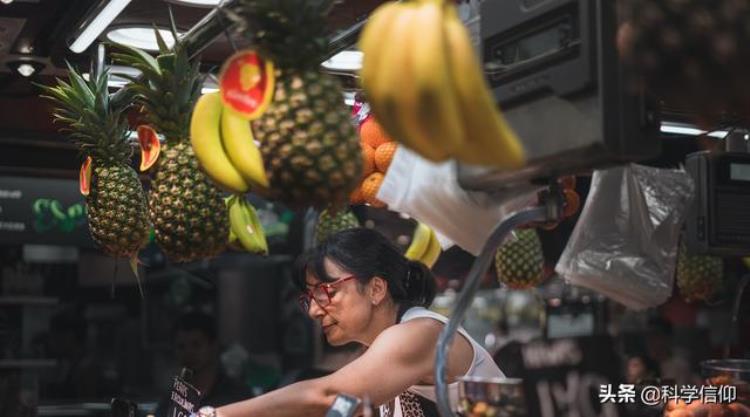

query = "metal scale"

[
  {"left": 457, "top": 0, "right": 660, "bottom": 193},
  {"left": 436, "top": 0, "right": 663, "bottom": 416}
]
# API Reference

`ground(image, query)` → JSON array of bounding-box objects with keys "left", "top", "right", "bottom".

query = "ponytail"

[{"left": 404, "top": 260, "right": 437, "bottom": 308}]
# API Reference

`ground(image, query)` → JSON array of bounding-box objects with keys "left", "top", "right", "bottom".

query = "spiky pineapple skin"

[
  {"left": 87, "top": 164, "right": 150, "bottom": 258},
  {"left": 315, "top": 209, "right": 360, "bottom": 245},
  {"left": 252, "top": 69, "right": 362, "bottom": 209},
  {"left": 676, "top": 246, "right": 723, "bottom": 302},
  {"left": 150, "top": 142, "right": 228, "bottom": 262},
  {"left": 495, "top": 229, "right": 545, "bottom": 289}
]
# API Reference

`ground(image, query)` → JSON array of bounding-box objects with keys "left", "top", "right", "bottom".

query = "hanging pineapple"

[
  {"left": 228, "top": 0, "right": 362, "bottom": 209},
  {"left": 40, "top": 65, "right": 150, "bottom": 263},
  {"left": 111, "top": 31, "right": 228, "bottom": 262},
  {"left": 494, "top": 229, "right": 546, "bottom": 289},
  {"left": 676, "top": 243, "right": 723, "bottom": 303},
  {"left": 314, "top": 208, "right": 360, "bottom": 245}
]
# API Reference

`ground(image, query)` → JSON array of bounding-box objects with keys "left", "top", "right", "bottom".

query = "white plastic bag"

[
  {"left": 555, "top": 164, "right": 695, "bottom": 310},
  {"left": 377, "top": 147, "right": 539, "bottom": 255}
]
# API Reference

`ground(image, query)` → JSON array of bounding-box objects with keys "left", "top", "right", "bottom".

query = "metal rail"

[{"left": 434, "top": 190, "right": 562, "bottom": 417}]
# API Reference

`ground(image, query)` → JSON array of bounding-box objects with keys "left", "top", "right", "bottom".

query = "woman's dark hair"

[{"left": 294, "top": 228, "right": 437, "bottom": 309}]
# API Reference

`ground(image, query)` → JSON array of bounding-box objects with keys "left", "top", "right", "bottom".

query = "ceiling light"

[
  {"left": 321, "top": 50, "right": 362, "bottom": 72},
  {"left": 17, "top": 63, "right": 35, "bottom": 77},
  {"left": 69, "top": 0, "right": 133, "bottom": 54},
  {"left": 1, "top": 0, "right": 15, "bottom": 5},
  {"left": 106, "top": 26, "right": 181, "bottom": 52},
  {"left": 660, "top": 121, "right": 728, "bottom": 139},
  {"left": 6, "top": 59, "right": 45, "bottom": 78},
  {"left": 166, "top": 0, "right": 223, "bottom": 7}
]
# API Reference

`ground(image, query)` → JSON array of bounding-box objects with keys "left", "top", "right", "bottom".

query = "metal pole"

[{"left": 434, "top": 195, "right": 561, "bottom": 417}]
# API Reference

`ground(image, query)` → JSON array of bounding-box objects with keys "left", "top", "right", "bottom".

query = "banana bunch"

[
  {"left": 404, "top": 221, "right": 442, "bottom": 268},
  {"left": 359, "top": 0, "right": 526, "bottom": 168},
  {"left": 226, "top": 195, "right": 269, "bottom": 255},
  {"left": 190, "top": 92, "right": 269, "bottom": 194}
]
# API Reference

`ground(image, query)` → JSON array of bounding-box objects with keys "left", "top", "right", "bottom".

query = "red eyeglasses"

[{"left": 298, "top": 276, "right": 356, "bottom": 312}]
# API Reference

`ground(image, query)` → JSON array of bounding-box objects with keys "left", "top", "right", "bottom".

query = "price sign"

[
  {"left": 167, "top": 375, "right": 202, "bottom": 417},
  {"left": 500, "top": 336, "right": 625, "bottom": 417}
]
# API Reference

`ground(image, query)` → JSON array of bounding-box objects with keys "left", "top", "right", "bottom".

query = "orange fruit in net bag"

[
  {"left": 362, "top": 173, "right": 386, "bottom": 208},
  {"left": 360, "top": 118, "right": 392, "bottom": 149},
  {"left": 362, "top": 143, "right": 375, "bottom": 178},
  {"left": 375, "top": 142, "right": 398, "bottom": 173}
]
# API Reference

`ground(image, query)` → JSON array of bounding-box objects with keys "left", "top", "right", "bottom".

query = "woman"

[{"left": 213, "top": 228, "right": 504, "bottom": 417}]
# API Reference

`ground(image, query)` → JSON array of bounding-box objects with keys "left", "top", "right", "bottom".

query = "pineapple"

[
  {"left": 229, "top": 0, "right": 362, "bottom": 209},
  {"left": 494, "top": 229, "right": 546, "bottom": 289},
  {"left": 619, "top": 0, "right": 750, "bottom": 122},
  {"left": 314, "top": 208, "right": 360, "bottom": 245},
  {"left": 112, "top": 32, "right": 228, "bottom": 262},
  {"left": 676, "top": 243, "right": 723, "bottom": 302},
  {"left": 40, "top": 65, "right": 150, "bottom": 259}
]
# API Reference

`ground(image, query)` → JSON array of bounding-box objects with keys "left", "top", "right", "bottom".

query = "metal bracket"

[{"left": 434, "top": 185, "right": 564, "bottom": 417}]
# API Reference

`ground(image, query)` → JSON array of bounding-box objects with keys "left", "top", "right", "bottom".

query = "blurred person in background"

[
  {"left": 154, "top": 311, "right": 252, "bottom": 417},
  {"left": 625, "top": 353, "right": 660, "bottom": 384}
]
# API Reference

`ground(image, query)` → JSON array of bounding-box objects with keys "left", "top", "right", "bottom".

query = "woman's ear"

[{"left": 368, "top": 277, "right": 388, "bottom": 306}]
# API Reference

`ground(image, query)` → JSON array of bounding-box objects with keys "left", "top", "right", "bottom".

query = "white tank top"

[{"left": 390, "top": 306, "right": 506, "bottom": 415}]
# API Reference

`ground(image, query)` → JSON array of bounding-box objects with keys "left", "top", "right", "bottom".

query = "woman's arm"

[{"left": 216, "top": 319, "right": 448, "bottom": 417}]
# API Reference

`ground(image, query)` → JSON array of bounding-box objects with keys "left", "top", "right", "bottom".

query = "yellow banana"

[
  {"left": 358, "top": 1, "right": 402, "bottom": 97},
  {"left": 371, "top": 4, "right": 450, "bottom": 161},
  {"left": 420, "top": 228, "right": 442, "bottom": 268},
  {"left": 409, "top": 0, "right": 466, "bottom": 158},
  {"left": 405, "top": 221, "right": 432, "bottom": 261},
  {"left": 220, "top": 106, "right": 269, "bottom": 190},
  {"left": 442, "top": 7, "right": 526, "bottom": 168},
  {"left": 190, "top": 93, "right": 249, "bottom": 193}
]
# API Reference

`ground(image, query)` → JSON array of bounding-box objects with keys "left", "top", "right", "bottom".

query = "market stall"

[{"left": 0, "top": 0, "right": 749, "bottom": 417}]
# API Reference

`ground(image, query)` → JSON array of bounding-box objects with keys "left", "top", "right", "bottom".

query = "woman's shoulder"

[{"left": 401, "top": 306, "right": 449, "bottom": 323}]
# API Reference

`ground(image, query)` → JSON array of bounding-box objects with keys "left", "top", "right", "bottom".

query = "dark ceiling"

[
  {"left": 0, "top": 0, "right": 712, "bottom": 179},
  {"left": 0, "top": 0, "right": 380, "bottom": 177}
]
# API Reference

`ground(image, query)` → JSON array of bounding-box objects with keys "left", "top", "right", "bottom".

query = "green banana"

[{"left": 228, "top": 196, "right": 269, "bottom": 255}]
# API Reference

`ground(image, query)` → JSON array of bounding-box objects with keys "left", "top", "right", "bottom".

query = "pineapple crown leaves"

[
  {"left": 227, "top": 0, "right": 337, "bottom": 69},
  {"left": 38, "top": 63, "right": 132, "bottom": 164},
  {"left": 109, "top": 27, "right": 203, "bottom": 143}
]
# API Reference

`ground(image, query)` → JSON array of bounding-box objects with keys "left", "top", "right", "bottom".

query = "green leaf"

[
  {"left": 154, "top": 25, "right": 170, "bottom": 55},
  {"left": 109, "top": 44, "right": 161, "bottom": 75}
]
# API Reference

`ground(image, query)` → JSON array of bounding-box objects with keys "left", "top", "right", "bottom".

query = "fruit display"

[
  {"left": 228, "top": 0, "right": 362, "bottom": 210},
  {"left": 40, "top": 65, "right": 150, "bottom": 265},
  {"left": 112, "top": 31, "right": 229, "bottom": 262},
  {"left": 675, "top": 243, "right": 724, "bottom": 303},
  {"left": 351, "top": 117, "right": 398, "bottom": 208},
  {"left": 494, "top": 229, "right": 546, "bottom": 289},
  {"left": 314, "top": 209, "right": 360, "bottom": 245},
  {"left": 404, "top": 221, "right": 441, "bottom": 268},
  {"left": 359, "top": 0, "right": 525, "bottom": 168},
  {"left": 664, "top": 399, "right": 750, "bottom": 417}
]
